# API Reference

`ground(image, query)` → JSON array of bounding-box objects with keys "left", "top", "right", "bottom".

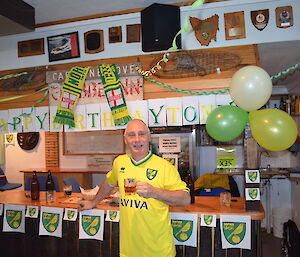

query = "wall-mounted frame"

[
  {"left": 63, "top": 130, "right": 125, "bottom": 155},
  {"left": 84, "top": 30, "right": 104, "bottom": 54},
  {"left": 18, "top": 38, "right": 45, "bottom": 57},
  {"left": 126, "top": 24, "right": 141, "bottom": 43},
  {"left": 109, "top": 26, "right": 122, "bottom": 43},
  {"left": 47, "top": 31, "right": 80, "bottom": 62},
  {"left": 224, "top": 11, "right": 246, "bottom": 40}
]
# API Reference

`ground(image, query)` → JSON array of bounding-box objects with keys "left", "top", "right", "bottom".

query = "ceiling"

[{"left": 13, "top": 1, "right": 300, "bottom": 94}]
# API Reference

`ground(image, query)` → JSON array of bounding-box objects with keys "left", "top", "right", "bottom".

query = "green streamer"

[
  {"left": 271, "top": 62, "right": 300, "bottom": 80},
  {"left": 0, "top": 71, "right": 28, "bottom": 80}
]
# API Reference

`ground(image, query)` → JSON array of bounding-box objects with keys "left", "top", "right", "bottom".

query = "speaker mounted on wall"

[
  {"left": 141, "top": 3, "right": 181, "bottom": 52},
  {"left": 84, "top": 30, "right": 104, "bottom": 54}
]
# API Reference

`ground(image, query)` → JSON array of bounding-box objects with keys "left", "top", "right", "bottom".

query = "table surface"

[
  {"left": 0, "top": 191, "right": 265, "bottom": 220},
  {"left": 20, "top": 169, "right": 108, "bottom": 174}
]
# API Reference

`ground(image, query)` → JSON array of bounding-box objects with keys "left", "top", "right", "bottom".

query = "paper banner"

[
  {"left": 170, "top": 212, "right": 198, "bottom": 247},
  {"left": 245, "top": 188, "right": 261, "bottom": 201},
  {"left": 39, "top": 206, "right": 64, "bottom": 238},
  {"left": 25, "top": 206, "right": 39, "bottom": 218},
  {"left": 3, "top": 204, "right": 26, "bottom": 233},
  {"left": 182, "top": 96, "right": 200, "bottom": 125},
  {"left": 245, "top": 170, "right": 260, "bottom": 183},
  {"left": 166, "top": 97, "right": 182, "bottom": 126},
  {"left": 200, "top": 214, "right": 217, "bottom": 227},
  {"left": 64, "top": 208, "right": 78, "bottom": 221},
  {"left": 0, "top": 204, "right": 3, "bottom": 215},
  {"left": 79, "top": 209, "right": 105, "bottom": 240},
  {"left": 105, "top": 210, "right": 120, "bottom": 222},
  {"left": 220, "top": 215, "right": 251, "bottom": 249}
]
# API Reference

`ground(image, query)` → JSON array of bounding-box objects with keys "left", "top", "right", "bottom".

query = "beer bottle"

[
  {"left": 30, "top": 171, "right": 40, "bottom": 200},
  {"left": 45, "top": 170, "right": 55, "bottom": 203},
  {"left": 184, "top": 171, "right": 195, "bottom": 204}
]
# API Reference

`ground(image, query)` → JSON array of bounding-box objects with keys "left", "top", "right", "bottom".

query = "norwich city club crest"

[
  {"left": 146, "top": 168, "right": 158, "bottom": 180},
  {"left": 42, "top": 212, "right": 60, "bottom": 233},
  {"left": 29, "top": 208, "right": 36, "bottom": 217},
  {"left": 6, "top": 210, "right": 22, "bottom": 229},
  {"left": 247, "top": 171, "right": 258, "bottom": 182},
  {"left": 67, "top": 210, "right": 75, "bottom": 219},
  {"left": 109, "top": 211, "right": 117, "bottom": 220},
  {"left": 82, "top": 215, "right": 100, "bottom": 236},
  {"left": 6, "top": 134, "right": 13, "bottom": 144},
  {"left": 204, "top": 215, "right": 213, "bottom": 225},
  {"left": 222, "top": 222, "right": 246, "bottom": 245},
  {"left": 248, "top": 189, "right": 258, "bottom": 199},
  {"left": 172, "top": 220, "right": 193, "bottom": 242}
]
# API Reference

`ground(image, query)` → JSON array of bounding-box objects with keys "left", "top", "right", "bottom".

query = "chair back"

[
  {"left": 0, "top": 167, "right": 8, "bottom": 186},
  {"left": 63, "top": 177, "right": 81, "bottom": 193},
  {"left": 25, "top": 175, "right": 60, "bottom": 192}
]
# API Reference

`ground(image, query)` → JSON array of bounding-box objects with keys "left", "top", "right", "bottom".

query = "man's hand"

[
  {"left": 78, "top": 200, "right": 97, "bottom": 211},
  {"left": 136, "top": 182, "right": 155, "bottom": 198}
]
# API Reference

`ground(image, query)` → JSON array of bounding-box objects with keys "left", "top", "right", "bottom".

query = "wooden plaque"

[
  {"left": 18, "top": 38, "right": 44, "bottom": 57},
  {"left": 109, "top": 26, "right": 122, "bottom": 43},
  {"left": 224, "top": 11, "right": 246, "bottom": 40},
  {"left": 276, "top": 6, "right": 293, "bottom": 28},
  {"left": 126, "top": 24, "right": 141, "bottom": 43},
  {"left": 84, "top": 30, "right": 104, "bottom": 54}
]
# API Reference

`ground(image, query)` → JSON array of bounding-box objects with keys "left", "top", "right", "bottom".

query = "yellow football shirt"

[{"left": 106, "top": 153, "right": 188, "bottom": 257}]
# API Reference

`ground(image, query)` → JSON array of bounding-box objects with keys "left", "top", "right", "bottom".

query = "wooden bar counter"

[{"left": 0, "top": 191, "right": 264, "bottom": 257}]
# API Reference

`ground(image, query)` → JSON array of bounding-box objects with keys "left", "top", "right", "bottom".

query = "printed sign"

[
  {"left": 39, "top": 206, "right": 64, "bottom": 238},
  {"left": 217, "top": 147, "right": 237, "bottom": 168},
  {"left": 159, "top": 137, "right": 181, "bottom": 153},
  {"left": 3, "top": 204, "right": 25, "bottom": 233},
  {"left": 79, "top": 209, "right": 105, "bottom": 240}
]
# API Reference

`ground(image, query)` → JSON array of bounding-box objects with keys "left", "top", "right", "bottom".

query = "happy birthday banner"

[{"left": 0, "top": 94, "right": 231, "bottom": 133}]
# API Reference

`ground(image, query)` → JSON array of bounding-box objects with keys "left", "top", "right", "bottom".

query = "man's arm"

[
  {"left": 136, "top": 182, "right": 191, "bottom": 206},
  {"left": 78, "top": 178, "right": 114, "bottom": 211}
]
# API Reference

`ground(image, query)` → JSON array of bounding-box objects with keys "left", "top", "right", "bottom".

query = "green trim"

[{"left": 130, "top": 153, "right": 153, "bottom": 167}]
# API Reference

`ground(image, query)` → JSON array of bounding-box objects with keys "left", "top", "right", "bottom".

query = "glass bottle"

[
  {"left": 184, "top": 171, "right": 195, "bottom": 204},
  {"left": 45, "top": 170, "right": 55, "bottom": 203},
  {"left": 279, "top": 97, "right": 286, "bottom": 112},
  {"left": 30, "top": 171, "right": 40, "bottom": 200}
]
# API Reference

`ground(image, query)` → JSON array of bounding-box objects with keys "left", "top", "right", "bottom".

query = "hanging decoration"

[
  {"left": 53, "top": 66, "right": 90, "bottom": 128},
  {"left": 98, "top": 64, "right": 132, "bottom": 126}
]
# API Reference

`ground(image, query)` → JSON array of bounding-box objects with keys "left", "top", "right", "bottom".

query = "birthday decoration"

[
  {"left": 249, "top": 109, "right": 297, "bottom": 151},
  {"left": 79, "top": 209, "right": 105, "bottom": 240},
  {"left": 39, "top": 206, "right": 64, "bottom": 238},
  {"left": 98, "top": 64, "right": 132, "bottom": 126},
  {"left": 53, "top": 66, "right": 90, "bottom": 128},
  {"left": 3, "top": 204, "right": 26, "bottom": 233}
]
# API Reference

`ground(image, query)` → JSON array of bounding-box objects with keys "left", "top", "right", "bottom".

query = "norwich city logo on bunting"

[
  {"left": 39, "top": 206, "right": 64, "bottom": 237},
  {"left": 220, "top": 215, "right": 251, "bottom": 249},
  {"left": 63, "top": 208, "right": 78, "bottom": 221},
  {"left": 105, "top": 210, "right": 120, "bottom": 222},
  {"left": 245, "top": 188, "right": 260, "bottom": 201},
  {"left": 245, "top": 170, "right": 260, "bottom": 183},
  {"left": 170, "top": 212, "right": 198, "bottom": 247},
  {"left": 25, "top": 206, "right": 39, "bottom": 218},
  {"left": 200, "top": 214, "right": 217, "bottom": 227},
  {"left": 3, "top": 204, "right": 25, "bottom": 233},
  {"left": 79, "top": 209, "right": 104, "bottom": 240}
]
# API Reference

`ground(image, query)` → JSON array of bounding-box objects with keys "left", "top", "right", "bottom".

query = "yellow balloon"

[
  {"left": 230, "top": 66, "right": 272, "bottom": 112},
  {"left": 249, "top": 109, "right": 298, "bottom": 151}
]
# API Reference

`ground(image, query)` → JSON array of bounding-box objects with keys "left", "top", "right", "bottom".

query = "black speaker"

[{"left": 141, "top": 3, "right": 181, "bottom": 52}]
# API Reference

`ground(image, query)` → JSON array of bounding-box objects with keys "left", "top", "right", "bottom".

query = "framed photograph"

[
  {"left": 47, "top": 32, "right": 80, "bottom": 62},
  {"left": 18, "top": 38, "right": 44, "bottom": 57},
  {"left": 109, "top": 26, "right": 122, "bottom": 43},
  {"left": 224, "top": 11, "right": 246, "bottom": 40},
  {"left": 126, "top": 24, "right": 141, "bottom": 43},
  {"left": 84, "top": 30, "right": 104, "bottom": 54}
]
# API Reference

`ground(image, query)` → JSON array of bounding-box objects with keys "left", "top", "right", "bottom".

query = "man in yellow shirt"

[{"left": 79, "top": 119, "right": 190, "bottom": 257}]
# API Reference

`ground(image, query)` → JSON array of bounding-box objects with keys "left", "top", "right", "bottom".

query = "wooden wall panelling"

[{"left": 45, "top": 132, "right": 59, "bottom": 169}]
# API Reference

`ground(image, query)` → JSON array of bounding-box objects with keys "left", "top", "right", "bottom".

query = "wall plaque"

[
  {"left": 84, "top": 30, "right": 104, "bottom": 54},
  {"left": 126, "top": 24, "right": 141, "bottom": 43},
  {"left": 109, "top": 26, "right": 122, "bottom": 43},
  {"left": 276, "top": 6, "right": 293, "bottom": 28},
  {"left": 18, "top": 38, "right": 44, "bottom": 57},
  {"left": 224, "top": 11, "right": 246, "bottom": 40}
]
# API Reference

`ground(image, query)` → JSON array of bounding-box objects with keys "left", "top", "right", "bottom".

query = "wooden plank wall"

[{"left": 0, "top": 44, "right": 259, "bottom": 110}]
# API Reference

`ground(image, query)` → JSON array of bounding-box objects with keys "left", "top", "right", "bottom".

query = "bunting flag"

[
  {"left": 98, "top": 64, "right": 132, "bottom": 126},
  {"left": 63, "top": 208, "right": 78, "bottom": 221},
  {"left": 25, "top": 206, "right": 39, "bottom": 218},
  {"left": 200, "top": 214, "right": 217, "bottom": 227},
  {"left": 79, "top": 209, "right": 105, "bottom": 240},
  {"left": 39, "top": 206, "right": 64, "bottom": 238},
  {"left": 245, "top": 170, "right": 260, "bottom": 183},
  {"left": 3, "top": 204, "right": 25, "bottom": 233},
  {"left": 220, "top": 215, "right": 251, "bottom": 249},
  {"left": 0, "top": 204, "right": 3, "bottom": 215},
  {"left": 53, "top": 66, "right": 90, "bottom": 128},
  {"left": 170, "top": 212, "right": 198, "bottom": 247},
  {"left": 105, "top": 210, "right": 120, "bottom": 222}
]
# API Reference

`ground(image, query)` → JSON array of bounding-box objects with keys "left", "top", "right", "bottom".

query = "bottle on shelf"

[
  {"left": 45, "top": 170, "right": 55, "bottom": 203},
  {"left": 279, "top": 97, "right": 286, "bottom": 112},
  {"left": 30, "top": 171, "right": 40, "bottom": 200},
  {"left": 184, "top": 170, "right": 195, "bottom": 204}
]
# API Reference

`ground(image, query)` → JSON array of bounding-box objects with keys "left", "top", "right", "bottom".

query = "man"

[{"left": 79, "top": 119, "right": 190, "bottom": 257}]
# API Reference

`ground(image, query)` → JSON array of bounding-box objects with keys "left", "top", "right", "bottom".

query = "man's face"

[{"left": 124, "top": 120, "right": 151, "bottom": 159}]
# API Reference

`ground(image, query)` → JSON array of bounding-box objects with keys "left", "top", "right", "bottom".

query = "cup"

[
  {"left": 124, "top": 178, "right": 136, "bottom": 195},
  {"left": 220, "top": 192, "right": 231, "bottom": 207},
  {"left": 63, "top": 185, "right": 73, "bottom": 197}
]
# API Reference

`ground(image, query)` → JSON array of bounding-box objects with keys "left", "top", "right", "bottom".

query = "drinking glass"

[
  {"left": 220, "top": 192, "right": 231, "bottom": 207},
  {"left": 63, "top": 185, "right": 73, "bottom": 197},
  {"left": 124, "top": 178, "right": 136, "bottom": 195}
]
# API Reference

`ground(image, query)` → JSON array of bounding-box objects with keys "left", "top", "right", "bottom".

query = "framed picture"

[
  {"left": 224, "top": 11, "right": 246, "bottom": 40},
  {"left": 47, "top": 32, "right": 80, "bottom": 62},
  {"left": 126, "top": 24, "right": 141, "bottom": 43},
  {"left": 84, "top": 30, "right": 104, "bottom": 54},
  {"left": 109, "top": 26, "right": 122, "bottom": 43},
  {"left": 18, "top": 38, "right": 45, "bottom": 57}
]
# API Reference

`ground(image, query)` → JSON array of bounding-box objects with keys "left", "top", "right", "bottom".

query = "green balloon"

[{"left": 206, "top": 105, "right": 248, "bottom": 142}]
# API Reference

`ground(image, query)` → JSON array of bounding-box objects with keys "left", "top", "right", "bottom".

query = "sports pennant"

[
  {"left": 170, "top": 212, "right": 198, "bottom": 247},
  {"left": 53, "top": 66, "right": 90, "bottom": 128},
  {"left": 79, "top": 209, "right": 105, "bottom": 240},
  {"left": 105, "top": 210, "right": 120, "bottom": 222},
  {"left": 3, "top": 204, "right": 25, "bottom": 233},
  {"left": 39, "top": 206, "right": 64, "bottom": 238},
  {"left": 200, "top": 214, "right": 217, "bottom": 227},
  {"left": 64, "top": 208, "right": 78, "bottom": 221},
  {"left": 26, "top": 206, "right": 39, "bottom": 218},
  {"left": 220, "top": 215, "right": 251, "bottom": 249},
  {"left": 98, "top": 64, "right": 132, "bottom": 126}
]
